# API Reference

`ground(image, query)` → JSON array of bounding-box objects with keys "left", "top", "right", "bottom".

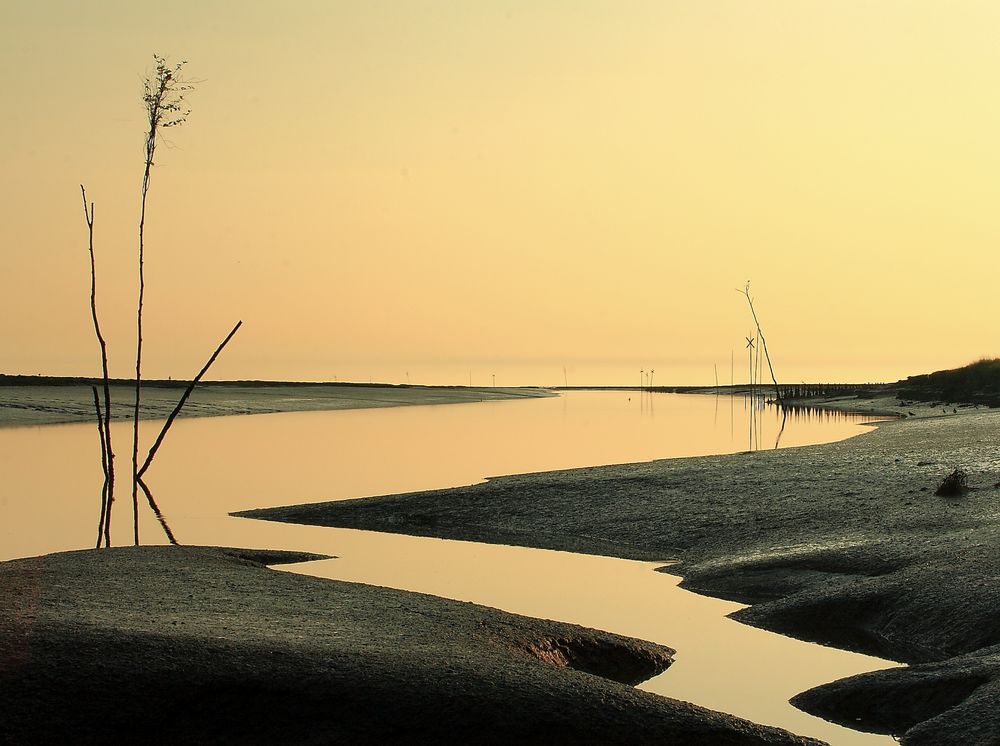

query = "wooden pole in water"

[{"left": 739, "top": 282, "right": 782, "bottom": 404}]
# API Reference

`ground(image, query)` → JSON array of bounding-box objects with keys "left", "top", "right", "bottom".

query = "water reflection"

[
  {"left": 0, "top": 392, "right": 892, "bottom": 745},
  {"left": 0, "top": 391, "right": 881, "bottom": 562}
]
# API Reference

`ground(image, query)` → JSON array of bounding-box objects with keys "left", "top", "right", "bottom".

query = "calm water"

[{"left": 0, "top": 391, "right": 895, "bottom": 744}]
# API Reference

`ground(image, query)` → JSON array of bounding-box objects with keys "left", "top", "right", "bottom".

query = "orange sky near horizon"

[{"left": 3, "top": 1, "right": 1000, "bottom": 386}]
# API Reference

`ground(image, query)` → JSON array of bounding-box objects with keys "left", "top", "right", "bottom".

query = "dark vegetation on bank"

[{"left": 893, "top": 358, "right": 1000, "bottom": 408}]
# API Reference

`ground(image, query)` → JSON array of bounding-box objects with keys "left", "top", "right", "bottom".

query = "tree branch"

[
  {"left": 81, "top": 185, "right": 115, "bottom": 547},
  {"left": 137, "top": 320, "right": 242, "bottom": 480}
]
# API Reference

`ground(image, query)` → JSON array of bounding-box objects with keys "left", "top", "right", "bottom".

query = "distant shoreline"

[
  {"left": 0, "top": 373, "right": 547, "bottom": 390},
  {"left": 0, "top": 380, "right": 554, "bottom": 428}
]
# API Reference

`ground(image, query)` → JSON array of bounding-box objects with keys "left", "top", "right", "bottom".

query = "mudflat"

[
  {"left": 243, "top": 397, "right": 1000, "bottom": 745},
  {"left": 0, "top": 546, "right": 818, "bottom": 745},
  {"left": 0, "top": 381, "right": 552, "bottom": 427}
]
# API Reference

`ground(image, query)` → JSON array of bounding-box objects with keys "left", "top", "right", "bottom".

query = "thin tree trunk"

[
  {"left": 132, "top": 79, "right": 167, "bottom": 547},
  {"left": 81, "top": 185, "right": 115, "bottom": 548},
  {"left": 91, "top": 386, "right": 109, "bottom": 549}
]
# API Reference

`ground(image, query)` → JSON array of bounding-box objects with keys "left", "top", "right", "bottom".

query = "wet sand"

[
  {"left": 0, "top": 546, "right": 818, "bottom": 745},
  {"left": 0, "top": 381, "right": 552, "bottom": 427},
  {"left": 244, "top": 396, "right": 1000, "bottom": 744}
]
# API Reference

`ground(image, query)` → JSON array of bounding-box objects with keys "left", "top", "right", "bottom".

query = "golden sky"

[{"left": 3, "top": 1, "right": 1000, "bottom": 385}]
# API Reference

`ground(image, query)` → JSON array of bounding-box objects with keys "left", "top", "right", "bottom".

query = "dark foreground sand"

[
  {"left": 243, "top": 399, "right": 1000, "bottom": 745},
  {"left": 0, "top": 546, "right": 817, "bottom": 745},
  {"left": 0, "top": 382, "right": 552, "bottom": 427}
]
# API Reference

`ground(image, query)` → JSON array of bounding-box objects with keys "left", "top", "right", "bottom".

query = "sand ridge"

[
  {"left": 0, "top": 546, "right": 819, "bottom": 745},
  {"left": 242, "top": 399, "right": 1000, "bottom": 744}
]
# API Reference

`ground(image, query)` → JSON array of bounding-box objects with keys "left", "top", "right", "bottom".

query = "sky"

[{"left": 3, "top": 1, "right": 1000, "bottom": 386}]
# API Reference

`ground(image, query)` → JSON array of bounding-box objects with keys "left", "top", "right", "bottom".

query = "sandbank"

[
  {"left": 0, "top": 546, "right": 817, "bottom": 744},
  {"left": 242, "top": 402, "right": 1000, "bottom": 744}
]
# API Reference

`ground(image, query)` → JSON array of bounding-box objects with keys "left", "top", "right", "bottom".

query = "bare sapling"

[
  {"left": 131, "top": 56, "right": 194, "bottom": 545},
  {"left": 80, "top": 55, "right": 240, "bottom": 548}
]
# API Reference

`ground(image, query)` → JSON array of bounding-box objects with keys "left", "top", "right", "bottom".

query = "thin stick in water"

[
  {"left": 91, "top": 386, "right": 109, "bottom": 549},
  {"left": 137, "top": 320, "right": 243, "bottom": 481}
]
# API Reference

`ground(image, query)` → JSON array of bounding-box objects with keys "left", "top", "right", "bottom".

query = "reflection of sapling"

[{"left": 935, "top": 468, "right": 969, "bottom": 497}]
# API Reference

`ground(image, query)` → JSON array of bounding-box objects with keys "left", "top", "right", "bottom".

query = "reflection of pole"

[
  {"left": 774, "top": 405, "right": 787, "bottom": 449},
  {"left": 756, "top": 332, "right": 762, "bottom": 401},
  {"left": 729, "top": 351, "right": 734, "bottom": 438}
]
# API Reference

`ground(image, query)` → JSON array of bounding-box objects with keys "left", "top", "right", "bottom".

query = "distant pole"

[
  {"left": 563, "top": 366, "right": 568, "bottom": 387},
  {"left": 640, "top": 369, "right": 644, "bottom": 393},
  {"left": 406, "top": 371, "right": 410, "bottom": 385},
  {"left": 739, "top": 282, "right": 782, "bottom": 404},
  {"left": 714, "top": 364, "right": 719, "bottom": 395},
  {"left": 492, "top": 373, "right": 496, "bottom": 387},
  {"left": 650, "top": 369, "right": 655, "bottom": 391}
]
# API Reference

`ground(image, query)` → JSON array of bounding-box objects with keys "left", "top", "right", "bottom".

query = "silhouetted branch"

[
  {"left": 137, "top": 320, "right": 243, "bottom": 480},
  {"left": 81, "top": 185, "right": 115, "bottom": 548},
  {"left": 91, "top": 386, "right": 109, "bottom": 549}
]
